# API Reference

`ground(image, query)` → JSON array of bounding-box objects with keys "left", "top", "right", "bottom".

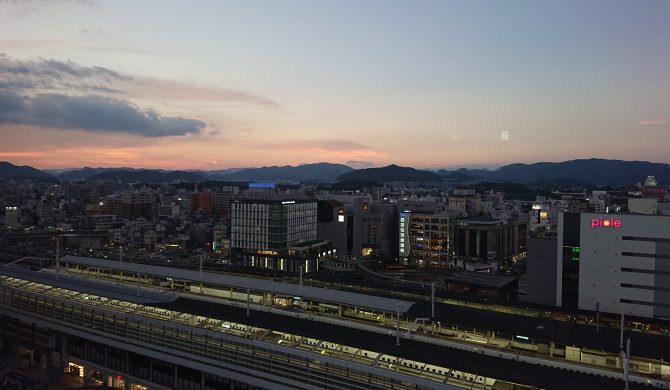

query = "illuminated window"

[{"left": 68, "top": 363, "right": 84, "bottom": 378}]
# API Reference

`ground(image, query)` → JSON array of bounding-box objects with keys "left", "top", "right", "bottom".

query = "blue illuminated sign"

[{"left": 249, "top": 182, "right": 275, "bottom": 189}]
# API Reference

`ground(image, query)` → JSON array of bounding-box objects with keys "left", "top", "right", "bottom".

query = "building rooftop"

[
  {"left": 33, "top": 273, "right": 647, "bottom": 389},
  {"left": 288, "top": 239, "right": 329, "bottom": 250},
  {"left": 155, "top": 297, "right": 637, "bottom": 390},
  {"left": 0, "top": 265, "right": 176, "bottom": 305},
  {"left": 454, "top": 215, "right": 505, "bottom": 224},
  {"left": 234, "top": 198, "right": 316, "bottom": 204},
  {"left": 446, "top": 271, "right": 517, "bottom": 289},
  {"left": 407, "top": 299, "right": 670, "bottom": 362},
  {"left": 0, "top": 262, "right": 653, "bottom": 389},
  {"left": 318, "top": 199, "right": 344, "bottom": 207},
  {"left": 60, "top": 255, "right": 415, "bottom": 313}
]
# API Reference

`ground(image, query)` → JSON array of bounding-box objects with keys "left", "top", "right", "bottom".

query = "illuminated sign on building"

[
  {"left": 399, "top": 212, "right": 410, "bottom": 257},
  {"left": 591, "top": 217, "right": 622, "bottom": 228},
  {"left": 249, "top": 182, "right": 275, "bottom": 189}
]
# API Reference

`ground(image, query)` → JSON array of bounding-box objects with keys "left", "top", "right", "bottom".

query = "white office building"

[
  {"left": 231, "top": 199, "right": 317, "bottom": 250},
  {"left": 557, "top": 212, "right": 670, "bottom": 319}
]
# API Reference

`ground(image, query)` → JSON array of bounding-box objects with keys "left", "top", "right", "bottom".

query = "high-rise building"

[
  {"left": 451, "top": 216, "right": 527, "bottom": 270},
  {"left": 519, "top": 236, "right": 558, "bottom": 306},
  {"left": 317, "top": 199, "right": 348, "bottom": 253},
  {"left": 191, "top": 190, "right": 215, "bottom": 213},
  {"left": 556, "top": 212, "right": 670, "bottom": 319},
  {"left": 118, "top": 190, "right": 155, "bottom": 220},
  {"left": 317, "top": 195, "right": 396, "bottom": 260},
  {"left": 401, "top": 212, "right": 452, "bottom": 267},
  {"left": 231, "top": 199, "right": 317, "bottom": 250},
  {"left": 212, "top": 223, "right": 230, "bottom": 258},
  {"left": 231, "top": 199, "right": 328, "bottom": 273},
  {"left": 214, "top": 186, "right": 241, "bottom": 212}
]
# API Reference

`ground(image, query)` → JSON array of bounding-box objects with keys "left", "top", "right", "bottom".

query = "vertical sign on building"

[{"left": 399, "top": 211, "right": 410, "bottom": 257}]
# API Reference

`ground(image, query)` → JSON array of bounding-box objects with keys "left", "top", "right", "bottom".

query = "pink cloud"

[
  {"left": 124, "top": 78, "right": 282, "bottom": 109},
  {"left": 0, "top": 53, "right": 281, "bottom": 110},
  {"left": 259, "top": 139, "right": 384, "bottom": 155},
  {"left": 635, "top": 120, "right": 667, "bottom": 126}
]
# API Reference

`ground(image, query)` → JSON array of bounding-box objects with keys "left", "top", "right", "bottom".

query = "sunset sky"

[{"left": 0, "top": 0, "right": 668, "bottom": 170}]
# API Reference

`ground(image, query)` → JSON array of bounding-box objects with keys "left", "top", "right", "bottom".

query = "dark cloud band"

[{"left": 0, "top": 90, "right": 204, "bottom": 137}]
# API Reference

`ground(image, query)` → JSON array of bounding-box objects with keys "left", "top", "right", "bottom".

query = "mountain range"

[
  {"left": 51, "top": 167, "right": 142, "bottom": 181},
  {"left": 1, "top": 158, "right": 669, "bottom": 186},
  {"left": 443, "top": 159, "right": 670, "bottom": 186},
  {"left": 216, "top": 163, "right": 353, "bottom": 182},
  {"left": 336, "top": 164, "right": 442, "bottom": 182},
  {"left": 0, "top": 162, "right": 56, "bottom": 182},
  {"left": 86, "top": 170, "right": 206, "bottom": 183}
]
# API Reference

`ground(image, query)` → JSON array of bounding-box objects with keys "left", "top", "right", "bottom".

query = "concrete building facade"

[
  {"left": 231, "top": 199, "right": 325, "bottom": 273},
  {"left": 557, "top": 212, "right": 670, "bottom": 319}
]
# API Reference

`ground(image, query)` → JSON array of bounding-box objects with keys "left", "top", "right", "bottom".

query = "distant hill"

[
  {"left": 437, "top": 170, "right": 483, "bottom": 183},
  {"left": 88, "top": 169, "right": 205, "bottom": 183},
  {"left": 220, "top": 163, "right": 353, "bottom": 182},
  {"left": 0, "top": 161, "right": 55, "bottom": 181},
  {"left": 490, "top": 159, "right": 670, "bottom": 186},
  {"left": 200, "top": 168, "right": 246, "bottom": 180},
  {"left": 337, "top": 164, "right": 442, "bottom": 182},
  {"left": 56, "top": 167, "right": 139, "bottom": 181},
  {"left": 55, "top": 167, "right": 245, "bottom": 181},
  {"left": 329, "top": 179, "right": 383, "bottom": 191},
  {"left": 4, "top": 158, "right": 669, "bottom": 187},
  {"left": 525, "top": 177, "right": 594, "bottom": 190}
]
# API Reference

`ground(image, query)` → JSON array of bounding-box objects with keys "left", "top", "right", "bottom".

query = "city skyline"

[{"left": 1, "top": 0, "right": 669, "bottom": 170}]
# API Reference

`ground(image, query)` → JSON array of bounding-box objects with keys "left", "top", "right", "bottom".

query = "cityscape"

[{"left": 1, "top": 1, "right": 670, "bottom": 390}]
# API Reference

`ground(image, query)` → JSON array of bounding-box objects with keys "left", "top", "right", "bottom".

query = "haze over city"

[{"left": 0, "top": 0, "right": 669, "bottom": 170}]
